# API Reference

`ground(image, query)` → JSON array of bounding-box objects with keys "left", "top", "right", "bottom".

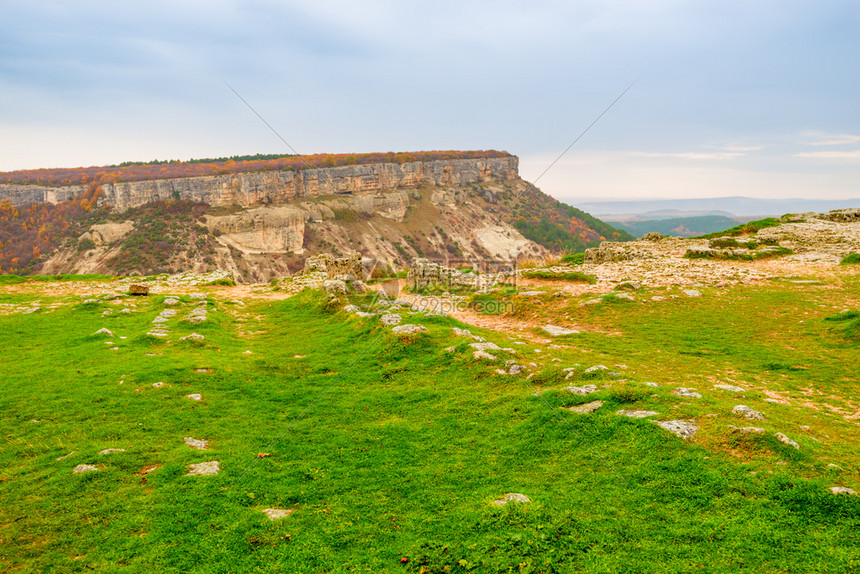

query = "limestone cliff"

[{"left": 0, "top": 157, "right": 518, "bottom": 210}]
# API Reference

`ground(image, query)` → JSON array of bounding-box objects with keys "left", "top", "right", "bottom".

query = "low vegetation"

[
  {"left": 520, "top": 269, "right": 597, "bottom": 283},
  {"left": 0, "top": 277, "right": 857, "bottom": 572},
  {"left": 841, "top": 253, "right": 860, "bottom": 265},
  {"left": 700, "top": 217, "right": 782, "bottom": 238}
]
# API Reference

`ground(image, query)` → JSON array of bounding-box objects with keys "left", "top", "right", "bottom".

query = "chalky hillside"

[{"left": 0, "top": 151, "right": 858, "bottom": 572}]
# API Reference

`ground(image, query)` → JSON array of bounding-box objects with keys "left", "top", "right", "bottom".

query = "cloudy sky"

[{"left": 1, "top": 0, "right": 858, "bottom": 203}]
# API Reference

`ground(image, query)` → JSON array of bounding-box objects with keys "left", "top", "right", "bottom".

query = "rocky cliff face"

[{"left": 0, "top": 157, "right": 518, "bottom": 210}]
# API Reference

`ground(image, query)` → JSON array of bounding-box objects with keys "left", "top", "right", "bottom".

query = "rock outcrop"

[{"left": 0, "top": 157, "right": 519, "bottom": 210}]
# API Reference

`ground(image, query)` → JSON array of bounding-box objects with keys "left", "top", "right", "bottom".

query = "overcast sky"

[{"left": 1, "top": 0, "right": 858, "bottom": 203}]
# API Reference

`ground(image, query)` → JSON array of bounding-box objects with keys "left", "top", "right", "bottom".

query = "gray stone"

[
  {"left": 94, "top": 328, "right": 114, "bottom": 336},
  {"left": 391, "top": 324, "right": 427, "bottom": 335},
  {"left": 473, "top": 350, "right": 498, "bottom": 361},
  {"left": 380, "top": 314, "right": 402, "bottom": 326},
  {"left": 179, "top": 333, "right": 205, "bottom": 342},
  {"left": 541, "top": 325, "right": 580, "bottom": 336},
  {"left": 186, "top": 461, "right": 220, "bottom": 476},
  {"left": 519, "top": 291, "right": 544, "bottom": 297},
  {"left": 24, "top": 307, "right": 40, "bottom": 314},
  {"left": 184, "top": 437, "right": 209, "bottom": 450},
  {"left": 508, "top": 364, "right": 524, "bottom": 375},
  {"left": 163, "top": 297, "right": 180, "bottom": 306},
  {"left": 672, "top": 387, "right": 703, "bottom": 399},
  {"left": 469, "top": 342, "right": 501, "bottom": 351},
  {"left": 152, "top": 382, "right": 165, "bottom": 388},
  {"left": 715, "top": 384, "right": 746, "bottom": 392},
  {"left": 263, "top": 508, "right": 294, "bottom": 520},
  {"left": 732, "top": 405, "right": 765, "bottom": 420},
  {"left": 657, "top": 420, "right": 698, "bottom": 440},
  {"left": 617, "top": 409, "right": 658, "bottom": 418},
  {"left": 187, "top": 393, "right": 203, "bottom": 401},
  {"left": 73, "top": 464, "right": 99, "bottom": 474},
  {"left": 643, "top": 382, "right": 661, "bottom": 387},
  {"left": 584, "top": 365, "right": 608, "bottom": 374},
  {"left": 650, "top": 296, "right": 666, "bottom": 302},
  {"left": 350, "top": 280, "right": 368, "bottom": 293},
  {"left": 323, "top": 279, "right": 349, "bottom": 296},
  {"left": 567, "top": 384, "right": 598, "bottom": 395},
  {"left": 98, "top": 448, "right": 125, "bottom": 455},
  {"left": 564, "top": 400, "right": 603, "bottom": 414},
  {"left": 830, "top": 486, "right": 856, "bottom": 495},
  {"left": 343, "top": 305, "right": 361, "bottom": 313},
  {"left": 492, "top": 493, "right": 531, "bottom": 506},
  {"left": 775, "top": 432, "right": 800, "bottom": 449},
  {"left": 682, "top": 290, "right": 702, "bottom": 297}
]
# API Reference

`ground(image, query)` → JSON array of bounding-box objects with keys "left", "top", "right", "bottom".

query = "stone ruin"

[
  {"left": 302, "top": 253, "right": 364, "bottom": 279},
  {"left": 406, "top": 258, "right": 480, "bottom": 291}
]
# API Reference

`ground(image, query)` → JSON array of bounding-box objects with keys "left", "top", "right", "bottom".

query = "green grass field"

[{"left": 0, "top": 279, "right": 858, "bottom": 573}]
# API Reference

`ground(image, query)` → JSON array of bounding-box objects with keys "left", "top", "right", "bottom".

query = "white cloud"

[
  {"left": 801, "top": 131, "right": 860, "bottom": 146},
  {"left": 634, "top": 151, "right": 745, "bottom": 160},
  {"left": 794, "top": 149, "right": 860, "bottom": 160}
]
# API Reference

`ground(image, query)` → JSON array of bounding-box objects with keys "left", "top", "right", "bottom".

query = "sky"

[{"left": 1, "top": 0, "right": 858, "bottom": 204}]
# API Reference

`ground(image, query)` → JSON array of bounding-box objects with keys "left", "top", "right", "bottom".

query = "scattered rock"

[
  {"left": 469, "top": 342, "right": 501, "bottom": 351},
  {"left": 392, "top": 324, "right": 427, "bottom": 336},
  {"left": 73, "top": 464, "right": 99, "bottom": 474},
  {"left": 566, "top": 384, "right": 598, "bottom": 395},
  {"left": 56, "top": 451, "right": 76, "bottom": 461},
  {"left": 98, "top": 448, "right": 125, "bottom": 455},
  {"left": 830, "top": 486, "right": 856, "bottom": 496},
  {"left": 263, "top": 508, "right": 294, "bottom": 520},
  {"left": 343, "top": 305, "right": 361, "bottom": 313},
  {"left": 129, "top": 284, "right": 149, "bottom": 296},
  {"left": 179, "top": 333, "right": 205, "bottom": 342},
  {"left": 152, "top": 382, "right": 165, "bottom": 388},
  {"left": 473, "top": 350, "right": 498, "bottom": 361},
  {"left": 187, "top": 393, "right": 203, "bottom": 401},
  {"left": 541, "top": 325, "right": 580, "bottom": 336},
  {"left": 715, "top": 384, "right": 746, "bottom": 392},
  {"left": 93, "top": 328, "right": 114, "bottom": 336},
  {"left": 650, "top": 296, "right": 666, "bottom": 302},
  {"left": 827, "top": 463, "right": 843, "bottom": 471},
  {"left": 508, "top": 364, "right": 524, "bottom": 375},
  {"left": 775, "top": 432, "right": 800, "bottom": 449},
  {"left": 682, "top": 290, "right": 702, "bottom": 297},
  {"left": 444, "top": 346, "right": 456, "bottom": 352},
  {"left": 564, "top": 400, "right": 603, "bottom": 414},
  {"left": 186, "top": 461, "right": 220, "bottom": 476},
  {"left": 323, "top": 280, "right": 349, "bottom": 296},
  {"left": 584, "top": 365, "right": 608, "bottom": 375},
  {"left": 184, "top": 437, "right": 209, "bottom": 450},
  {"left": 730, "top": 426, "right": 765, "bottom": 434},
  {"left": 643, "top": 382, "right": 661, "bottom": 387},
  {"left": 617, "top": 410, "right": 658, "bottom": 418},
  {"left": 657, "top": 420, "right": 698, "bottom": 440},
  {"left": 492, "top": 493, "right": 531, "bottom": 506},
  {"left": 380, "top": 314, "right": 402, "bottom": 326},
  {"left": 163, "top": 297, "right": 180, "bottom": 306},
  {"left": 732, "top": 405, "right": 765, "bottom": 420},
  {"left": 672, "top": 387, "right": 703, "bottom": 399},
  {"left": 24, "top": 307, "right": 40, "bottom": 314}
]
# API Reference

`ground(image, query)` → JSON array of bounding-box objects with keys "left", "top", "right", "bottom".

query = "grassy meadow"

[{"left": 0, "top": 275, "right": 858, "bottom": 573}]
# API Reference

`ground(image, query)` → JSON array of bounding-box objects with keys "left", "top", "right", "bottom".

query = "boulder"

[
  {"left": 392, "top": 324, "right": 427, "bottom": 336},
  {"left": 657, "top": 420, "right": 698, "bottom": 440},
  {"left": 492, "top": 493, "right": 531, "bottom": 506},
  {"left": 542, "top": 325, "right": 580, "bottom": 336},
  {"left": 323, "top": 280, "right": 349, "bottom": 296},
  {"left": 129, "top": 284, "right": 149, "bottom": 296},
  {"left": 732, "top": 405, "right": 765, "bottom": 420}
]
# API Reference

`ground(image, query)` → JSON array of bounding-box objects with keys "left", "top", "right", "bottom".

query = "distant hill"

[
  {"left": 604, "top": 215, "right": 739, "bottom": 238},
  {"left": 575, "top": 196, "right": 860, "bottom": 217}
]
